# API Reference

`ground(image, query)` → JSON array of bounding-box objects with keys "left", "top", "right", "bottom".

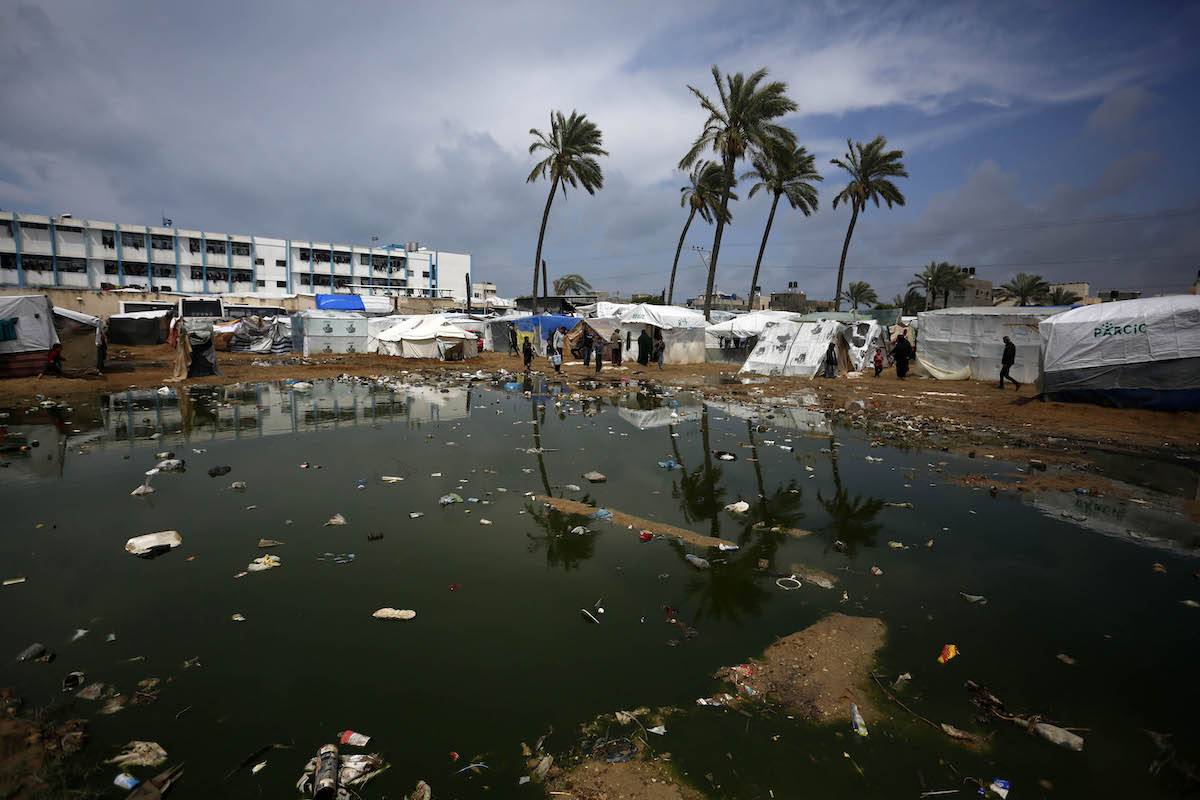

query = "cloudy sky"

[{"left": 2, "top": 0, "right": 1198, "bottom": 302}]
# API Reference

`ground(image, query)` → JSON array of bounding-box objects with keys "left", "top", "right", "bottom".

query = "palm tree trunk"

[
  {"left": 748, "top": 192, "right": 780, "bottom": 311},
  {"left": 542, "top": 260, "right": 548, "bottom": 300},
  {"left": 667, "top": 208, "right": 696, "bottom": 306},
  {"left": 833, "top": 203, "right": 859, "bottom": 312},
  {"left": 703, "top": 157, "right": 736, "bottom": 322},
  {"left": 532, "top": 396, "right": 551, "bottom": 495},
  {"left": 532, "top": 177, "right": 558, "bottom": 313}
]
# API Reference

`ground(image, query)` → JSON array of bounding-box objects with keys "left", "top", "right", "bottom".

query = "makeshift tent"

[
  {"left": 0, "top": 295, "right": 59, "bottom": 378},
  {"left": 515, "top": 314, "right": 581, "bottom": 356},
  {"left": 315, "top": 293, "right": 394, "bottom": 314},
  {"left": 482, "top": 312, "right": 531, "bottom": 352},
  {"left": 228, "top": 315, "right": 293, "bottom": 354},
  {"left": 841, "top": 318, "right": 891, "bottom": 372},
  {"left": 917, "top": 307, "right": 1066, "bottom": 383},
  {"left": 52, "top": 306, "right": 101, "bottom": 368},
  {"left": 739, "top": 320, "right": 851, "bottom": 378},
  {"left": 706, "top": 311, "right": 802, "bottom": 345},
  {"left": 291, "top": 310, "right": 368, "bottom": 356},
  {"left": 169, "top": 318, "right": 218, "bottom": 379},
  {"left": 577, "top": 301, "right": 636, "bottom": 319},
  {"left": 616, "top": 304, "right": 706, "bottom": 365},
  {"left": 563, "top": 317, "right": 621, "bottom": 360},
  {"left": 440, "top": 314, "right": 487, "bottom": 348},
  {"left": 108, "top": 308, "right": 174, "bottom": 345},
  {"left": 366, "top": 315, "right": 414, "bottom": 353},
  {"left": 376, "top": 316, "right": 478, "bottom": 360},
  {"left": 1038, "top": 296, "right": 1200, "bottom": 410}
]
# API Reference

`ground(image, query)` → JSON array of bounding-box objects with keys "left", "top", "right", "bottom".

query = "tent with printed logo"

[
  {"left": 1038, "top": 295, "right": 1200, "bottom": 410},
  {"left": 738, "top": 319, "right": 851, "bottom": 378}
]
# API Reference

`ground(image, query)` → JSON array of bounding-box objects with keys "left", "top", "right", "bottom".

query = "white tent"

[
  {"left": 706, "top": 310, "right": 802, "bottom": 347},
  {"left": 841, "top": 318, "right": 891, "bottom": 372},
  {"left": 366, "top": 315, "right": 415, "bottom": 353},
  {"left": 376, "top": 316, "right": 478, "bottom": 360},
  {"left": 52, "top": 307, "right": 100, "bottom": 328},
  {"left": 1038, "top": 296, "right": 1200, "bottom": 410},
  {"left": 578, "top": 301, "right": 636, "bottom": 319},
  {"left": 617, "top": 303, "right": 707, "bottom": 364},
  {"left": 739, "top": 320, "right": 849, "bottom": 378},
  {"left": 0, "top": 295, "right": 59, "bottom": 377},
  {"left": 916, "top": 306, "right": 1067, "bottom": 383}
]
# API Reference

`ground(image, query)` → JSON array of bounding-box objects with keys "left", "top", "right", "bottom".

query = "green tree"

[
  {"left": 527, "top": 111, "right": 608, "bottom": 312},
  {"left": 908, "top": 261, "right": 964, "bottom": 310},
  {"left": 1047, "top": 286, "right": 1082, "bottom": 305},
  {"left": 998, "top": 272, "right": 1050, "bottom": 306},
  {"left": 935, "top": 262, "right": 967, "bottom": 308},
  {"left": 831, "top": 136, "right": 908, "bottom": 311},
  {"left": 840, "top": 280, "right": 878, "bottom": 310},
  {"left": 668, "top": 161, "right": 734, "bottom": 305},
  {"left": 741, "top": 142, "right": 822, "bottom": 310},
  {"left": 908, "top": 262, "right": 941, "bottom": 310},
  {"left": 680, "top": 66, "right": 798, "bottom": 321},
  {"left": 552, "top": 273, "right": 593, "bottom": 295}
]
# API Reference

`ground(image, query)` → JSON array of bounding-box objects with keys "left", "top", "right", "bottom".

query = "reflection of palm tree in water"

[
  {"left": 817, "top": 433, "right": 883, "bottom": 557},
  {"left": 525, "top": 504, "right": 596, "bottom": 570},
  {"left": 673, "top": 407, "right": 725, "bottom": 539},
  {"left": 526, "top": 376, "right": 552, "bottom": 495}
]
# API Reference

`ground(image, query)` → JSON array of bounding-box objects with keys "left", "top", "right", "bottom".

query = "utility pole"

[{"left": 692, "top": 246, "right": 710, "bottom": 314}]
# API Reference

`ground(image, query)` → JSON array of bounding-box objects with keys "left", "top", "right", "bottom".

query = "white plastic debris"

[
  {"left": 325, "top": 514, "right": 347, "bottom": 526},
  {"left": 125, "top": 531, "right": 183, "bottom": 557},
  {"left": 246, "top": 555, "right": 281, "bottom": 572},
  {"left": 724, "top": 500, "right": 750, "bottom": 514},
  {"left": 372, "top": 608, "right": 416, "bottom": 621}
]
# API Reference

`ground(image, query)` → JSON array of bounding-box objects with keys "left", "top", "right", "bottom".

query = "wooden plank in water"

[{"left": 533, "top": 495, "right": 729, "bottom": 549}]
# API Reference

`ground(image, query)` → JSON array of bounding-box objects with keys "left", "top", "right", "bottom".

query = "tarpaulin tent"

[
  {"left": 376, "top": 316, "right": 478, "bottom": 360},
  {"left": 52, "top": 306, "right": 100, "bottom": 368},
  {"left": 576, "top": 301, "right": 637, "bottom": 319},
  {"left": 315, "top": 293, "right": 394, "bottom": 314},
  {"left": 917, "top": 306, "right": 1066, "bottom": 383},
  {"left": 483, "top": 312, "right": 531, "bottom": 352},
  {"left": 108, "top": 308, "right": 174, "bottom": 345},
  {"left": 706, "top": 311, "right": 802, "bottom": 345},
  {"left": 1038, "top": 296, "right": 1200, "bottom": 410},
  {"left": 228, "top": 315, "right": 293, "bottom": 354},
  {"left": 515, "top": 314, "right": 581, "bottom": 356},
  {"left": 291, "top": 310, "right": 368, "bottom": 356},
  {"left": 366, "top": 315, "right": 415, "bottom": 353},
  {"left": 739, "top": 320, "right": 851, "bottom": 378},
  {"left": 169, "top": 318, "right": 218, "bottom": 379},
  {"left": 0, "top": 295, "right": 59, "bottom": 378},
  {"left": 841, "top": 318, "right": 891, "bottom": 372},
  {"left": 563, "top": 317, "right": 621, "bottom": 360},
  {"left": 616, "top": 304, "right": 706, "bottom": 365}
]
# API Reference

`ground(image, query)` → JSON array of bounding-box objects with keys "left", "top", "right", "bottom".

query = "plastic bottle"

[{"left": 313, "top": 743, "right": 339, "bottom": 799}]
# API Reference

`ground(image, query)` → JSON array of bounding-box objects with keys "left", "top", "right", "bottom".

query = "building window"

[
  {"left": 333, "top": 251, "right": 351, "bottom": 264},
  {"left": 276, "top": 280, "right": 287, "bottom": 288},
  {"left": 21, "top": 221, "right": 49, "bottom": 231},
  {"left": 254, "top": 257, "right": 265, "bottom": 266},
  {"left": 0, "top": 221, "right": 12, "bottom": 237},
  {"left": 104, "top": 261, "right": 119, "bottom": 275},
  {"left": 299, "top": 274, "right": 311, "bottom": 286},
  {"left": 422, "top": 271, "right": 429, "bottom": 278},
  {"left": 275, "top": 259, "right": 286, "bottom": 267},
  {"left": 232, "top": 242, "right": 251, "bottom": 257},
  {"left": 151, "top": 235, "right": 173, "bottom": 250},
  {"left": 208, "top": 268, "right": 229, "bottom": 282},
  {"left": 23, "top": 255, "right": 51, "bottom": 272},
  {"left": 190, "top": 267, "right": 205, "bottom": 280},
  {"left": 256, "top": 279, "right": 266, "bottom": 287},
  {"left": 314, "top": 250, "right": 330, "bottom": 263},
  {"left": 360, "top": 254, "right": 371, "bottom": 265},
  {"left": 334, "top": 276, "right": 351, "bottom": 288},
  {"left": 120, "top": 232, "right": 144, "bottom": 249},
  {"left": 189, "top": 238, "right": 201, "bottom": 253},
  {"left": 297, "top": 248, "right": 310, "bottom": 261},
  {"left": 231, "top": 269, "right": 253, "bottom": 283},
  {"left": 102, "top": 232, "right": 116, "bottom": 249},
  {"left": 124, "top": 262, "right": 148, "bottom": 277},
  {"left": 152, "top": 265, "right": 174, "bottom": 278},
  {"left": 206, "top": 241, "right": 227, "bottom": 255},
  {"left": 1, "top": 253, "right": 16, "bottom": 268},
  {"left": 59, "top": 257, "right": 87, "bottom": 273}
]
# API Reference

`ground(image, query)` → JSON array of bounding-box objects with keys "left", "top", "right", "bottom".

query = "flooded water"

[{"left": 1, "top": 377, "right": 1198, "bottom": 798}]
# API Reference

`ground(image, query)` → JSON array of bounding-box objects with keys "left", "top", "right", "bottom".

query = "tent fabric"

[
  {"left": 229, "top": 316, "right": 293, "bottom": 354},
  {"left": 376, "top": 316, "right": 477, "bottom": 360},
  {"left": 366, "top": 315, "right": 415, "bottom": 353},
  {"left": 316, "top": 294, "right": 366, "bottom": 311},
  {"left": 619, "top": 303, "right": 706, "bottom": 329},
  {"left": 0, "top": 295, "right": 59, "bottom": 354},
  {"left": 841, "top": 318, "right": 891, "bottom": 372},
  {"left": 109, "top": 308, "right": 174, "bottom": 345},
  {"left": 564, "top": 318, "right": 620, "bottom": 357},
  {"left": 578, "top": 301, "right": 636, "bottom": 319},
  {"left": 739, "top": 320, "right": 850, "bottom": 378},
  {"left": 916, "top": 306, "right": 1066, "bottom": 383},
  {"left": 1038, "top": 296, "right": 1200, "bottom": 409},
  {"left": 706, "top": 311, "right": 802, "bottom": 342},
  {"left": 53, "top": 307, "right": 100, "bottom": 327},
  {"left": 515, "top": 314, "right": 581, "bottom": 356}
]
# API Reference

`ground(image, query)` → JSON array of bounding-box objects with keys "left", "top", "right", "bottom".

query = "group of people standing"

[
  {"left": 508, "top": 322, "right": 664, "bottom": 374},
  {"left": 822, "top": 331, "right": 914, "bottom": 380}
]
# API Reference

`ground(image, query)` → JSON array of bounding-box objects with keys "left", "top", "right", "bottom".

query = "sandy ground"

[
  {"left": 3, "top": 347, "right": 1198, "bottom": 469},
  {"left": 714, "top": 613, "right": 887, "bottom": 724},
  {"left": 549, "top": 758, "right": 705, "bottom": 800}
]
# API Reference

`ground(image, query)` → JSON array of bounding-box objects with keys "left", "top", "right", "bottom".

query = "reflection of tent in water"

[
  {"left": 617, "top": 403, "right": 702, "bottom": 429},
  {"left": 397, "top": 385, "right": 470, "bottom": 422},
  {"left": 376, "top": 316, "right": 478, "bottom": 360},
  {"left": 0, "top": 295, "right": 60, "bottom": 377},
  {"left": 108, "top": 308, "right": 174, "bottom": 345},
  {"left": 1038, "top": 296, "right": 1200, "bottom": 410},
  {"left": 169, "top": 319, "right": 219, "bottom": 379},
  {"left": 916, "top": 306, "right": 1065, "bottom": 383},
  {"left": 1028, "top": 488, "right": 1200, "bottom": 559},
  {"left": 739, "top": 320, "right": 851, "bottom": 378},
  {"left": 706, "top": 399, "right": 830, "bottom": 436}
]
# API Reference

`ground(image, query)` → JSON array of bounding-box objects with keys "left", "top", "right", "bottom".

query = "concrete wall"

[{"left": 0, "top": 286, "right": 316, "bottom": 318}]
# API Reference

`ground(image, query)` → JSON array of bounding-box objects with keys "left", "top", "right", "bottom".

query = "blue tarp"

[
  {"left": 515, "top": 314, "right": 579, "bottom": 341},
  {"left": 316, "top": 294, "right": 366, "bottom": 311}
]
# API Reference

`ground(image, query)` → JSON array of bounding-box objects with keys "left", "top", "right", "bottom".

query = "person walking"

[
  {"left": 581, "top": 328, "right": 593, "bottom": 367},
  {"left": 653, "top": 332, "right": 665, "bottom": 370},
  {"left": 998, "top": 335, "right": 1020, "bottom": 390},
  {"left": 610, "top": 329, "right": 622, "bottom": 366},
  {"left": 522, "top": 338, "right": 533, "bottom": 372},
  {"left": 890, "top": 333, "right": 913, "bottom": 380},
  {"left": 96, "top": 318, "right": 108, "bottom": 373},
  {"left": 823, "top": 342, "right": 838, "bottom": 378},
  {"left": 872, "top": 346, "right": 884, "bottom": 378},
  {"left": 552, "top": 326, "right": 565, "bottom": 361},
  {"left": 593, "top": 336, "right": 604, "bottom": 373},
  {"left": 508, "top": 324, "right": 519, "bottom": 356},
  {"left": 637, "top": 329, "right": 652, "bottom": 366}
]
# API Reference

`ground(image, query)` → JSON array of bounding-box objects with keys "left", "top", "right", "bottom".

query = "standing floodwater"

[{"left": 1, "top": 377, "right": 1197, "bottom": 799}]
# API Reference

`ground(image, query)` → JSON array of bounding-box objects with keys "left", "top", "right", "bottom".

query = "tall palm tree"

[
  {"left": 680, "top": 66, "right": 798, "bottom": 321},
  {"left": 901, "top": 287, "right": 925, "bottom": 315},
  {"left": 1047, "top": 286, "right": 1082, "bottom": 305},
  {"left": 527, "top": 111, "right": 608, "bottom": 312},
  {"left": 935, "top": 262, "right": 967, "bottom": 308},
  {"left": 668, "top": 161, "right": 733, "bottom": 305},
  {"left": 909, "top": 262, "right": 941, "bottom": 310},
  {"left": 553, "top": 273, "right": 592, "bottom": 295},
  {"left": 831, "top": 136, "right": 908, "bottom": 311},
  {"left": 841, "top": 280, "right": 878, "bottom": 310},
  {"left": 997, "top": 272, "right": 1050, "bottom": 306},
  {"left": 741, "top": 142, "right": 821, "bottom": 310}
]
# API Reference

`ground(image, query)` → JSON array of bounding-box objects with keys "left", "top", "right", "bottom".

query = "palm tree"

[
  {"left": 741, "top": 142, "right": 822, "bottom": 310},
  {"left": 997, "top": 272, "right": 1050, "bottom": 306},
  {"left": 841, "top": 280, "right": 878, "bottom": 310},
  {"left": 527, "top": 111, "right": 608, "bottom": 312},
  {"left": 680, "top": 66, "right": 798, "bottom": 321},
  {"left": 901, "top": 287, "right": 925, "bottom": 315},
  {"left": 909, "top": 262, "right": 941, "bottom": 310},
  {"left": 936, "top": 263, "right": 967, "bottom": 309},
  {"left": 553, "top": 273, "right": 593, "bottom": 295},
  {"left": 831, "top": 136, "right": 908, "bottom": 311},
  {"left": 668, "top": 161, "right": 734, "bottom": 305},
  {"left": 1047, "top": 286, "right": 1082, "bottom": 306}
]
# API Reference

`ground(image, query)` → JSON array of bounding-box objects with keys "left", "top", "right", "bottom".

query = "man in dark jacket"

[
  {"left": 998, "top": 335, "right": 1020, "bottom": 390},
  {"left": 890, "top": 334, "right": 913, "bottom": 380}
]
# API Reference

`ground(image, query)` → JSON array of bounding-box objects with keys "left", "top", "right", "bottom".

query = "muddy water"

[{"left": 1, "top": 378, "right": 1198, "bottom": 799}]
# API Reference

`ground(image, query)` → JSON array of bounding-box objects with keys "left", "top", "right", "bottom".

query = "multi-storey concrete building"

[{"left": 0, "top": 210, "right": 471, "bottom": 301}]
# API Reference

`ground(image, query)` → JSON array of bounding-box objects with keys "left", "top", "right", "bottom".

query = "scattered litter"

[
  {"left": 125, "top": 531, "right": 183, "bottom": 557},
  {"left": 1181, "top": 600, "right": 1199, "bottom": 608},
  {"left": 230, "top": 481, "right": 247, "bottom": 491},
  {"left": 714, "top": 451, "right": 737, "bottom": 461},
  {"left": 884, "top": 501, "right": 913, "bottom": 509},
  {"left": 63, "top": 672, "right": 85, "bottom": 693},
  {"left": 870, "top": 566, "right": 883, "bottom": 576},
  {"left": 131, "top": 469, "right": 158, "bottom": 497},
  {"left": 776, "top": 576, "right": 802, "bottom": 590},
  {"left": 657, "top": 459, "right": 681, "bottom": 470},
  {"left": 207, "top": 465, "right": 232, "bottom": 478},
  {"left": 251, "top": 762, "right": 266, "bottom": 774},
  {"left": 479, "top": 518, "right": 493, "bottom": 526},
  {"left": 409, "top": 512, "right": 424, "bottom": 519},
  {"left": 581, "top": 608, "right": 601, "bottom": 624},
  {"left": 372, "top": 608, "right": 416, "bottom": 621},
  {"left": 296, "top": 750, "right": 388, "bottom": 794},
  {"left": 106, "top": 633, "right": 117, "bottom": 643},
  {"left": 647, "top": 725, "right": 666, "bottom": 735},
  {"left": 865, "top": 456, "right": 884, "bottom": 463},
  {"left": 564, "top": 483, "right": 582, "bottom": 491},
  {"left": 892, "top": 672, "right": 912, "bottom": 691},
  {"left": 231, "top": 613, "right": 246, "bottom": 622},
  {"left": 685, "top": 554, "right": 710, "bottom": 570},
  {"left": 887, "top": 540, "right": 906, "bottom": 549},
  {"left": 439, "top": 493, "right": 464, "bottom": 506},
  {"left": 107, "top": 740, "right": 168, "bottom": 768},
  {"left": 114, "top": 773, "right": 140, "bottom": 790},
  {"left": 257, "top": 538, "right": 284, "bottom": 548},
  {"left": 325, "top": 513, "right": 347, "bottom": 526},
  {"left": 724, "top": 500, "right": 750, "bottom": 514},
  {"left": 69, "top": 628, "right": 89, "bottom": 643},
  {"left": 339, "top": 730, "right": 371, "bottom": 747},
  {"left": 967, "top": 681, "right": 1083, "bottom": 751},
  {"left": 3, "top": 576, "right": 27, "bottom": 587},
  {"left": 155, "top": 459, "right": 185, "bottom": 472},
  {"left": 850, "top": 703, "right": 869, "bottom": 737},
  {"left": 960, "top": 593, "right": 988, "bottom": 605},
  {"left": 381, "top": 476, "right": 405, "bottom": 484},
  {"left": 583, "top": 471, "right": 607, "bottom": 483},
  {"left": 408, "top": 780, "right": 432, "bottom": 800},
  {"left": 1056, "top": 653, "right": 1076, "bottom": 665},
  {"left": 985, "top": 778, "right": 1011, "bottom": 798},
  {"left": 590, "top": 508, "right": 613, "bottom": 522},
  {"left": 937, "top": 644, "right": 959, "bottom": 664}
]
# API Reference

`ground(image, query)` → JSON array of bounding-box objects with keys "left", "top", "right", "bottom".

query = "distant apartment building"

[
  {"left": 687, "top": 291, "right": 765, "bottom": 312},
  {"left": 769, "top": 282, "right": 807, "bottom": 312},
  {"left": 0, "top": 210, "right": 472, "bottom": 301},
  {"left": 1098, "top": 288, "right": 1142, "bottom": 302},
  {"left": 944, "top": 266, "right": 993, "bottom": 307},
  {"left": 469, "top": 281, "right": 514, "bottom": 310}
]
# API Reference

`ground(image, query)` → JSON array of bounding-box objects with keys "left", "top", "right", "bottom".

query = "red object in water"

[
  {"left": 663, "top": 605, "right": 678, "bottom": 622},
  {"left": 449, "top": 751, "right": 460, "bottom": 762},
  {"left": 638, "top": 531, "right": 653, "bottom": 542},
  {"left": 448, "top": 583, "right": 463, "bottom": 592}
]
